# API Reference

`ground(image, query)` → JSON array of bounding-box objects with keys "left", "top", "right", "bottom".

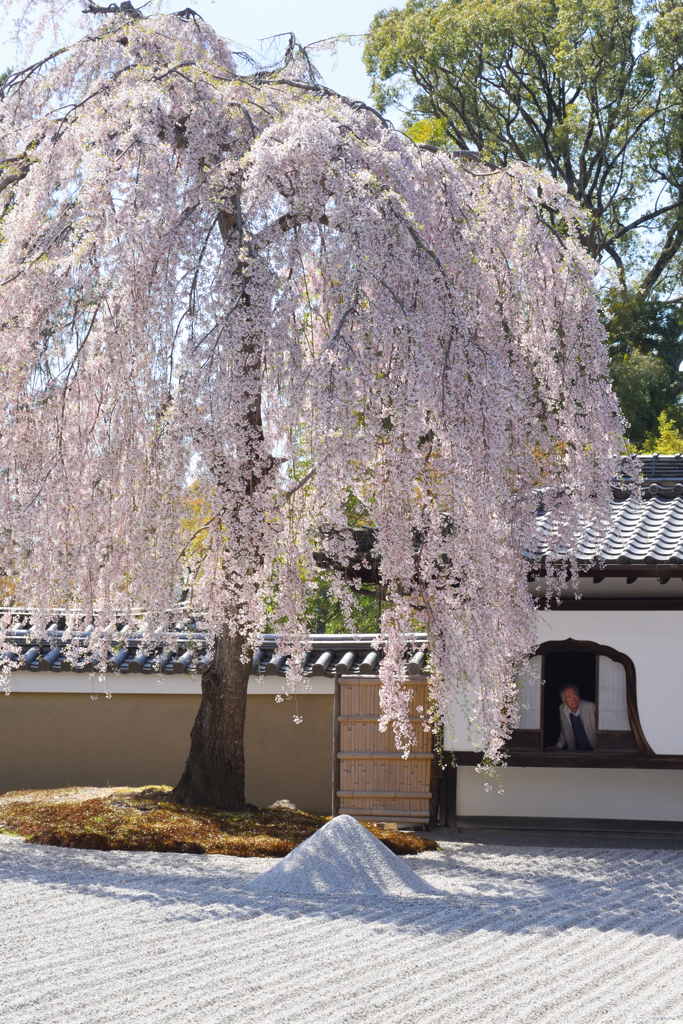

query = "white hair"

[{"left": 560, "top": 685, "right": 580, "bottom": 698}]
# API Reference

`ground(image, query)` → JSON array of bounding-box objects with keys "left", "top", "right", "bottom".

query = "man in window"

[{"left": 546, "top": 685, "right": 596, "bottom": 751}]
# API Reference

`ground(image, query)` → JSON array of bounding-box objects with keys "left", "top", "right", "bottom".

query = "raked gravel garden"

[{"left": 2, "top": 807, "right": 683, "bottom": 1024}]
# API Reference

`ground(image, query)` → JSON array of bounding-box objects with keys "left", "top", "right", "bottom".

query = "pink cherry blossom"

[{"left": 0, "top": 7, "right": 625, "bottom": 768}]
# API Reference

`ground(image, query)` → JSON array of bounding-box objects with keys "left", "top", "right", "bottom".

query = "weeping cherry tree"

[{"left": 0, "top": 4, "right": 626, "bottom": 807}]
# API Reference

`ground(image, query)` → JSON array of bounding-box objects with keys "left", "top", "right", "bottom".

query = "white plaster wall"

[
  {"left": 6, "top": 672, "right": 335, "bottom": 696},
  {"left": 458, "top": 765, "right": 683, "bottom": 821},
  {"left": 444, "top": 609, "right": 683, "bottom": 755},
  {"left": 443, "top": 694, "right": 478, "bottom": 751}
]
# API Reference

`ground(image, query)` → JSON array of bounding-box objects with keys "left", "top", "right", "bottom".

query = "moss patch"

[{"left": 0, "top": 786, "right": 438, "bottom": 857}]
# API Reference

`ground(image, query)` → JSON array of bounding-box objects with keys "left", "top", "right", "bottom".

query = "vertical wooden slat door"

[{"left": 333, "top": 676, "right": 433, "bottom": 826}]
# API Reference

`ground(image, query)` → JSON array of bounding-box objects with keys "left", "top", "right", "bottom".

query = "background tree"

[
  {"left": 604, "top": 291, "right": 683, "bottom": 445},
  {"left": 0, "top": 3, "right": 624, "bottom": 807},
  {"left": 642, "top": 410, "right": 683, "bottom": 451},
  {"left": 364, "top": 0, "right": 683, "bottom": 445}
]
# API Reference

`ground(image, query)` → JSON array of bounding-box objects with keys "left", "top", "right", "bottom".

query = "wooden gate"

[{"left": 333, "top": 675, "right": 435, "bottom": 827}]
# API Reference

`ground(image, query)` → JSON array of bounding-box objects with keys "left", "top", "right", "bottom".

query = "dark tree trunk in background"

[
  {"left": 172, "top": 198, "right": 267, "bottom": 810},
  {"left": 171, "top": 627, "right": 251, "bottom": 809}
]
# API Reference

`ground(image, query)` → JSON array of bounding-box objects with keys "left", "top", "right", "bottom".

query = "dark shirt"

[{"left": 570, "top": 711, "right": 593, "bottom": 751}]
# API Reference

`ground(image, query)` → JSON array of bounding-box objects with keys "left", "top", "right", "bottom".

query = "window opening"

[
  {"left": 509, "top": 640, "right": 647, "bottom": 757},
  {"left": 542, "top": 651, "right": 596, "bottom": 749}
]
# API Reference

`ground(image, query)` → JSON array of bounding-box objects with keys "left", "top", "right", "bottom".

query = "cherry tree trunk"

[{"left": 171, "top": 627, "right": 251, "bottom": 809}]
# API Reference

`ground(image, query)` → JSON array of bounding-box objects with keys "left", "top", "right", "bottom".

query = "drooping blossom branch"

[{"left": 0, "top": 8, "right": 625, "bottom": 762}]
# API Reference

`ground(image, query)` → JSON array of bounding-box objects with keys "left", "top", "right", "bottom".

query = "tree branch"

[
  {"left": 641, "top": 222, "right": 683, "bottom": 297},
  {"left": 280, "top": 468, "right": 317, "bottom": 508}
]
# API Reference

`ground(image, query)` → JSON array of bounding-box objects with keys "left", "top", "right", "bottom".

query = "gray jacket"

[{"left": 555, "top": 699, "right": 596, "bottom": 750}]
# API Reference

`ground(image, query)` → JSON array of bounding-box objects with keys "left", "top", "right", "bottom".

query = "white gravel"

[
  {"left": 1, "top": 831, "right": 683, "bottom": 1024},
  {"left": 250, "top": 814, "right": 439, "bottom": 896}
]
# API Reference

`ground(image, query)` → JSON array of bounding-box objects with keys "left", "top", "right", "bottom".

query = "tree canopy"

[
  {"left": 0, "top": 3, "right": 624, "bottom": 776},
  {"left": 364, "top": 0, "right": 683, "bottom": 443}
]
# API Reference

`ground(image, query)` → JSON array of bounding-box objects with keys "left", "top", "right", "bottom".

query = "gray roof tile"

[
  {"left": 2, "top": 631, "right": 429, "bottom": 677},
  {"left": 537, "top": 495, "right": 683, "bottom": 565}
]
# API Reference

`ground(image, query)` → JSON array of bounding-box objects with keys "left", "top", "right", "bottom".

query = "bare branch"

[{"left": 280, "top": 468, "right": 317, "bottom": 508}]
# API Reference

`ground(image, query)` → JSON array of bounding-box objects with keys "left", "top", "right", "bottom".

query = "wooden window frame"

[{"left": 534, "top": 638, "right": 652, "bottom": 756}]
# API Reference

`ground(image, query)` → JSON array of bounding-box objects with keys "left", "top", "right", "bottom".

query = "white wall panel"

[
  {"left": 443, "top": 686, "right": 482, "bottom": 751},
  {"left": 444, "top": 657, "right": 543, "bottom": 750},
  {"left": 5, "top": 672, "right": 335, "bottom": 695},
  {"left": 458, "top": 765, "right": 683, "bottom": 820}
]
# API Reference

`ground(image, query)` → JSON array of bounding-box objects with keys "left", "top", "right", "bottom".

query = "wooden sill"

[{"left": 452, "top": 750, "right": 683, "bottom": 769}]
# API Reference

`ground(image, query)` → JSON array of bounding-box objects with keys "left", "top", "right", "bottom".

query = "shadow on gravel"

[{"left": 2, "top": 836, "right": 682, "bottom": 940}]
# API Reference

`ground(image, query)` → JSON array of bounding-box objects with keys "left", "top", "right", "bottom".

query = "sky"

[
  {"left": 190, "top": 0, "right": 385, "bottom": 103},
  {"left": 0, "top": 0, "right": 399, "bottom": 117}
]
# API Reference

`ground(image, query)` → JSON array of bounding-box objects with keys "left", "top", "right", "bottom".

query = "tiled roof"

[
  {"left": 3, "top": 631, "right": 429, "bottom": 677},
  {"left": 572, "top": 496, "right": 683, "bottom": 565},
  {"left": 535, "top": 456, "right": 683, "bottom": 566},
  {"left": 535, "top": 495, "right": 683, "bottom": 566},
  {"left": 2, "top": 627, "right": 210, "bottom": 675},
  {"left": 255, "top": 635, "right": 428, "bottom": 677},
  {"left": 635, "top": 453, "right": 683, "bottom": 486}
]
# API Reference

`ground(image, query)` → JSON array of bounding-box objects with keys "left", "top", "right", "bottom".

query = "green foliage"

[
  {"left": 304, "top": 490, "right": 380, "bottom": 634},
  {"left": 605, "top": 291, "right": 683, "bottom": 374},
  {"left": 364, "top": 0, "right": 683, "bottom": 291},
  {"left": 642, "top": 411, "right": 683, "bottom": 453},
  {"left": 365, "top": 0, "right": 683, "bottom": 444},
  {"left": 304, "top": 577, "right": 382, "bottom": 634},
  {"left": 405, "top": 116, "right": 450, "bottom": 147},
  {"left": 604, "top": 290, "right": 683, "bottom": 445},
  {"left": 609, "top": 351, "right": 674, "bottom": 448}
]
